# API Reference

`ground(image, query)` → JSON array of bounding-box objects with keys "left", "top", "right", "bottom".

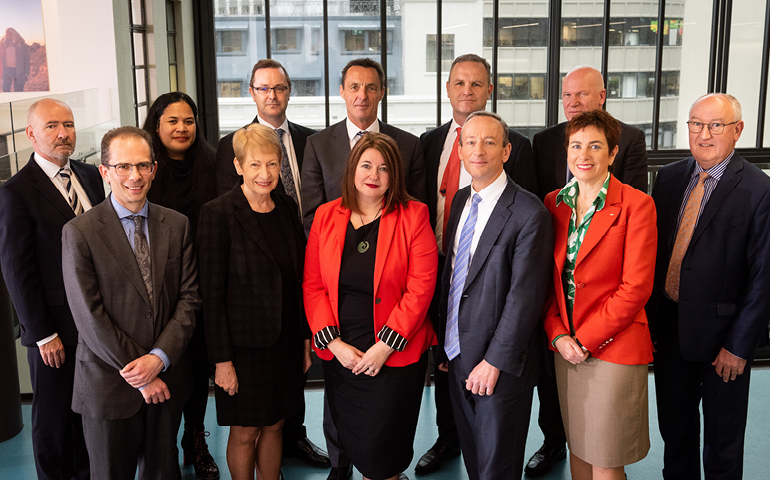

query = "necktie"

[
  {"left": 440, "top": 127, "right": 462, "bottom": 252},
  {"left": 444, "top": 193, "right": 481, "bottom": 361},
  {"left": 131, "top": 215, "right": 153, "bottom": 305},
  {"left": 354, "top": 130, "right": 366, "bottom": 145},
  {"left": 58, "top": 168, "right": 83, "bottom": 215},
  {"left": 664, "top": 171, "right": 709, "bottom": 302},
  {"left": 276, "top": 128, "right": 299, "bottom": 209}
]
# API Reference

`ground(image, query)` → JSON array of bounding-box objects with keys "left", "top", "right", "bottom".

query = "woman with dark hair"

[
  {"left": 304, "top": 132, "right": 438, "bottom": 480},
  {"left": 542, "top": 109, "right": 656, "bottom": 480},
  {"left": 142, "top": 92, "right": 220, "bottom": 480}
]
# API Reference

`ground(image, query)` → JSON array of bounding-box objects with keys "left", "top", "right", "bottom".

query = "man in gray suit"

[
  {"left": 62, "top": 126, "right": 199, "bottom": 480},
  {"left": 438, "top": 111, "right": 552, "bottom": 480},
  {"left": 301, "top": 57, "right": 427, "bottom": 236}
]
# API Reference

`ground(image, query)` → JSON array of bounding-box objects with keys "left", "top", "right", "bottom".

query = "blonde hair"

[{"left": 232, "top": 123, "right": 283, "bottom": 165}]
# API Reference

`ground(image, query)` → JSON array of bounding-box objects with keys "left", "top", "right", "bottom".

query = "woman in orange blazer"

[
  {"left": 304, "top": 132, "right": 437, "bottom": 480},
  {"left": 542, "top": 110, "right": 656, "bottom": 480}
]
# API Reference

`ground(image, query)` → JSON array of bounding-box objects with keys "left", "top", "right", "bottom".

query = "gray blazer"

[
  {"left": 62, "top": 198, "right": 200, "bottom": 420},
  {"left": 300, "top": 119, "right": 427, "bottom": 234},
  {"left": 438, "top": 175, "right": 553, "bottom": 389}
]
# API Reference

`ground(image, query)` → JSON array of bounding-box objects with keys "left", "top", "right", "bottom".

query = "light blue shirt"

[{"left": 109, "top": 194, "right": 170, "bottom": 377}]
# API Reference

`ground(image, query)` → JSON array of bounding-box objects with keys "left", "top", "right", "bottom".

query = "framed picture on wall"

[{"left": 0, "top": 0, "right": 49, "bottom": 93}]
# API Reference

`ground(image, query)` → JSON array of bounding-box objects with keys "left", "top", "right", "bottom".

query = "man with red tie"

[{"left": 415, "top": 53, "right": 538, "bottom": 475}]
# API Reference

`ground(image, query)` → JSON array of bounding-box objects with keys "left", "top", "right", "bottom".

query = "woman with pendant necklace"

[{"left": 304, "top": 132, "right": 438, "bottom": 480}]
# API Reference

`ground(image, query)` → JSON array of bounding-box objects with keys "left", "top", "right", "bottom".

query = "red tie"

[{"left": 440, "top": 127, "right": 462, "bottom": 252}]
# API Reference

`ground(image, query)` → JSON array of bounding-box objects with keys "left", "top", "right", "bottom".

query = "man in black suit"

[
  {"left": 648, "top": 93, "right": 770, "bottom": 480},
  {"left": 415, "top": 53, "right": 538, "bottom": 475},
  {"left": 301, "top": 57, "right": 427, "bottom": 236},
  {"left": 215, "top": 59, "right": 329, "bottom": 468},
  {"left": 525, "top": 64, "right": 649, "bottom": 477},
  {"left": 0, "top": 98, "right": 104, "bottom": 480},
  {"left": 438, "top": 111, "right": 552, "bottom": 480}
]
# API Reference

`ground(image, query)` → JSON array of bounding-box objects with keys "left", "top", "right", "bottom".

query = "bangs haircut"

[
  {"left": 232, "top": 123, "right": 283, "bottom": 165},
  {"left": 564, "top": 109, "right": 621, "bottom": 154}
]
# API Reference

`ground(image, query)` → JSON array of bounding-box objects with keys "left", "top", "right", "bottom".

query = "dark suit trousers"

[
  {"left": 28, "top": 344, "right": 90, "bottom": 480},
  {"left": 534, "top": 351, "right": 567, "bottom": 447},
  {"left": 653, "top": 297, "right": 752, "bottom": 480},
  {"left": 82, "top": 402, "right": 182, "bottom": 480},
  {"left": 181, "top": 318, "right": 211, "bottom": 431},
  {"left": 323, "top": 391, "right": 349, "bottom": 468},
  {"left": 448, "top": 355, "right": 533, "bottom": 480},
  {"left": 283, "top": 372, "right": 308, "bottom": 444}
]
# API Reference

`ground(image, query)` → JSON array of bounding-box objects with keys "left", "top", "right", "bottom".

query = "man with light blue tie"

[{"left": 437, "top": 111, "right": 553, "bottom": 480}]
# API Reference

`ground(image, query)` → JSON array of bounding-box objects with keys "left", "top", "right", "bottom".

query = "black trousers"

[
  {"left": 653, "top": 297, "right": 753, "bottom": 480},
  {"left": 533, "top": 350, "right": 567, "bottom": 447},
  {"left": 429, "top": 346, "right": 459, "bottom": 447},
  {"left": 27, "top": 344, "right": 90, "bottom": 480}
]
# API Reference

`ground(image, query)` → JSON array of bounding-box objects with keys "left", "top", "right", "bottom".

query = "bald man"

[
  {"left": 0, "top": 99, "right": 104, "bottom": 479},
  {"left": 525, "top": 65, "right": 648, "bottom": 477}
]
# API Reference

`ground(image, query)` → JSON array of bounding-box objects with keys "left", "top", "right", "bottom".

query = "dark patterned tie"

[
  {"left": 276, "top": 128, "right": 299, "bottom": 209},
  {"left": 131, "top": 215, "right": 153, "bottom": 305},
  {"left": 58, "top": 168, "right": 83, "bottom": 215}
]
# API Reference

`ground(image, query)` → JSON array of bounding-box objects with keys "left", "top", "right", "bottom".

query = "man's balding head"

[
  {"left": 25, "top": 99, "right": 76, "bottom": 167},
  {"left": 561, "top": 65, "right": 606, "bottom": 121}
]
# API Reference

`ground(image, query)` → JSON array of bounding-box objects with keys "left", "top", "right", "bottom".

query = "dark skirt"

[
  {"left": 214, "top": 326, "right": 303, "bottom": 427},
  {"left": 324, "top": 351, "right": 428, "bottom": 480}
]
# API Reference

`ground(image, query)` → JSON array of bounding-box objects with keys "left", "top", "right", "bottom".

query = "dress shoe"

[
  {"left": 524, "top": 443, "right": 567, "bottom": 477},
  {"left": 398, "top": 474, "right": 409, "bottom": 480},
  {"left": 284, "top": 437, "right": 331, "bottom": 467},
  {"left": 326, "top": 464, "right": 353, "bottom": 480},
  {"left": 414, "top": 441, "right": 461, "bottom": 475},
  {"left": 181, "top": 426, "right": 221, "bottom": 480}
]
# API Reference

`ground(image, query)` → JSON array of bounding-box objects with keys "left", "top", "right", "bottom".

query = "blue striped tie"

[{"left": 444, "top": 193, "right": 481, "bottom": 361}]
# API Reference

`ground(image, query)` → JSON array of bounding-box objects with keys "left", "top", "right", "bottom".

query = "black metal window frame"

[
  {"left": 129, "top": 0, "right": 151, "bottom": 127},
  {"left": 167, "top": 0, "right": 178, "bottom": 91},
  {"left": 194, "top": 0, "right": 770, "bottom": 160}
]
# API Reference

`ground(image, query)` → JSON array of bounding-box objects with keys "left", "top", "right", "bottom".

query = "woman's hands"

[
  {"left": 352, "top": 341, "right": 394, "bottom": 377},
  {"left": 327, "top": 338, "right": 365, "bottom": 370},
  {"left": 215, "top": 361, "right": 239, "bottom": 396},
  {"left": 303, "top": 339, "right": 312, "bottom": 374},
  {"left": 555, "top": 336, "right": 590, "bottom": 365}
]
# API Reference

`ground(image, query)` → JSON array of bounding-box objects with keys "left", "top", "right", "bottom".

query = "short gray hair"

[
  {"left": 461, "top": 111, "right": 510, "bottom": 148},
  {"left": 690, "top": 93, "right": 742, "bottom": 122}
]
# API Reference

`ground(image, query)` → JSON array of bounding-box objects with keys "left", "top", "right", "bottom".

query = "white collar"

[
  {"left": 34, "top": 152, "right": 71, "bottom": 179},
  {"left": 346, "top": 118, "right": 379, "bottom": 142}
]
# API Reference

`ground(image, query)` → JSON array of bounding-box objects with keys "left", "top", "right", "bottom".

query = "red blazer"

[
  {"left": 543, "top": 175, "right": 656, "bottom": 365},
  {"left": 303, "top": 199, "right": 438, "bottom": 367}
]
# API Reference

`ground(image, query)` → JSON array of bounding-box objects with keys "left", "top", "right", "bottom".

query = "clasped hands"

[
  {"left": 120, "top": 354, "right": 168, "bottom": 404},
  {"left": 554, "top": 335, "right": 590, "bottom": 364},
  {"left": 328, "top": 338, "right": 394, "bottom": 377}
]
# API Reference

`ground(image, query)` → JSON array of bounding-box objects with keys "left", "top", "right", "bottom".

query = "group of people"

[{"left": 0, "top": 52, "right": 768, "bottom": 480}]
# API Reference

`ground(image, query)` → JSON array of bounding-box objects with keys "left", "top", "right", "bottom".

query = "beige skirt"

[{"left": 554, "top": 354, "right": 650, "bottom": 468}]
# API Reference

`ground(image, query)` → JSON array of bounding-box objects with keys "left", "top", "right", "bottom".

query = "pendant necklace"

[{"left": 357, "top": 206, "right": 382, "bottom": 254}]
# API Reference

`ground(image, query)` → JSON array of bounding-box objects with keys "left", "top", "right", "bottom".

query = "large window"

[
  {"left": 217, "top": 30, "right": 246, "bottom": 54},
  {"left": 129, "top": 0, "right": 153, "bottom": 126},
  {"left": 426, "top": 34, "right": 454, "bottom": 72}
]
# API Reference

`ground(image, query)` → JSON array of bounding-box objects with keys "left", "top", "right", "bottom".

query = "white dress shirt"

[
  {"left": 434, "top": 119, "right": 472, "bottom": 252},
  {"left": 346, "top": 118, "right": 379, "bottom": 149}
]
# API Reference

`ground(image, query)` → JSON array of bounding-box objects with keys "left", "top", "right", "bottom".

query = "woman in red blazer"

[
  {"left": 304, "top": 133, "right": 437, "bottom": 480},
  {"left": 542, "top": 110, "right": 656, "bottom": 480}
]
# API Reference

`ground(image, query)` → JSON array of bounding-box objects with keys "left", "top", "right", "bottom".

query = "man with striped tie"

[
  {"left": 437, "top": 111, "right": 552, "bottom": 480},
  {"left": 0, "top": 98, "right": 104, "bottom": 479}
]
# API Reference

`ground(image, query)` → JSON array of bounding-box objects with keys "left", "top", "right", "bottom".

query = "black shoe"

[
  {"left": 524, "top": 443, "right": 567, "bottom": 477},
  {"left": 414, "top": 441, "right": 461, "bottom": 475},
  {"left": 398, "top": 474, "right": 409, "bottom": 480},
  {"left": 326, "top": 464, "right": 353, "bottom": 480},
  {"left": 182, "top": 426, "right": 221, "bottom": 480},
  {"left": 284, "top": 437, "right": 331, "bottom": 468}
]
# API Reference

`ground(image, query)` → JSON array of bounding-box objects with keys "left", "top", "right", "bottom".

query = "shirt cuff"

[
  {"left": 36, "top": 333, "right": 59, "bottom": 346},
  {"left": 150, "top": 348, "right": 170, "bottom": 371},
  {"left": 313, "top": 326, "right": 340, "bottom": 350},
  {"left": 551, "top": 334, "right": 568, "bottom": 348},
  {"left": 377, "top": 326, "right": 407, "bottom": 352}
]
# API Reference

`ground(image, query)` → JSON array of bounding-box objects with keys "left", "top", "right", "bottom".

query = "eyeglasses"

[
  {"left": 103, "top": 162, "right": 155, "bottom": 177},
  {"left": 250, "top": 85, "right": 289, "bottom": 95},
  {"left": 686, "top": 121, "right": 738, "bottom": 135}
]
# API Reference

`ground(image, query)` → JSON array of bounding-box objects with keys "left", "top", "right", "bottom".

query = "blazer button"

[
  {"left": 375, "top": 298, "right": 382, "bottom": 304},
  {"left": 145, "top": 312, "right": 152, "bottom": 319},
  {"left": 576, "top": 283, "right": 585, "bottom": 289}
]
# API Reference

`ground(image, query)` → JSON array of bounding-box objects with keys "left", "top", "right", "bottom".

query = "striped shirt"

[{"left": 674, "top": 150, "right": 734, "bottom": 234}]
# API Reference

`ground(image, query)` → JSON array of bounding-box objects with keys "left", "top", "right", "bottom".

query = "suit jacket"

[
  {"left": 533, "top": 120, "right": 648, "bottom": 200},
  {"left": 215, "top": 114, "right": 316, "bottom": 196},
  {"left": 438, "top": 175, "right": 553, "bottom": 390},
  {"left": 197, "top": 186, "right": 308, "bottom": 365},
  {"left": 420, "top": 120, "right": 540, "bottom": 230},
  {"left": 300, "top": 119, "right": 428, "bottom": 235},
  {"left": 543, "top": 175, "right": 656, "bottom": 365},
  {"left": 62, "top": 199, "right": 199, "bottom": 419},
  {"left": 0, "top": 154, "right": 104, "bottom": 347},
  {"left": 647, "top": 153, "right": 770, "bottom": 362},
  {"left": 303, "top": 199, "right": 437, "bottom": 367}
]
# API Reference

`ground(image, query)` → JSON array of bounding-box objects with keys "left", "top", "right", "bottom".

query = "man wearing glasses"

[
  {"left": 61, "top": 126, "right": 199, "bottom": 480},
  {"left": 215, "top": 58, "right": 331, "bottom": 469},
  {"left": 647, "top": 93, "right": 770, "bottom": 479}
]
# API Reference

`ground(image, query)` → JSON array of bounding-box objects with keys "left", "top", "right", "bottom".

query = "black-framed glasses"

[
  {"left": 686, "top": 121, "right": 738, "bottom": 135},
  {"left": 250, "top": 84, "right": 289, "bottom": 95},
  {"left": 103, "top": 162, "right": 155, "bottom": 177}
]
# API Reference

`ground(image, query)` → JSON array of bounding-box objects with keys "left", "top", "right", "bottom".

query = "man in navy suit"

[
  {"left": 439, "top": 111, "right": 552, "bottom": 480},
  {"left": 0, "top": 98, "right": 104, "bottom": 479},
  {"left": 215, "top": 58, "right": 329, "bottom": 469},
  {"left": 648, "top": 93, "right": 770, "bottom": 480},
  {"left": 415, "top": 53, "right": 538, "bottom": 475}
]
